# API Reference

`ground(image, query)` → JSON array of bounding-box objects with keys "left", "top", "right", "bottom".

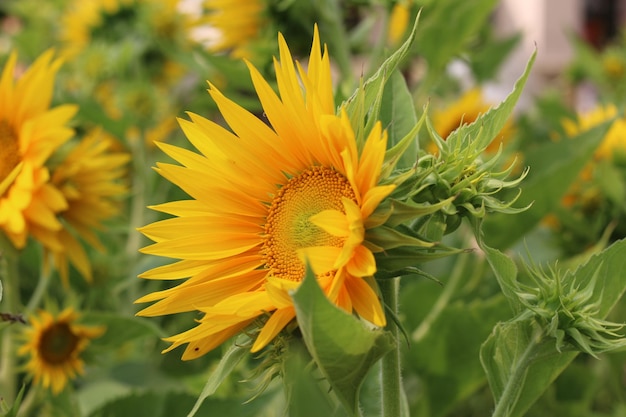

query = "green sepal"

[
  {"left": 367, "top": 225, "right": 435, "bottom": 251},
  {"left": 381, "top": 102, "right": 428, "bottom": 178},
  {"left": 381, "top": 195, "right": 456, "bottom": 228},
  {"left": 375, "top": 246, "right": 470, "bottom": 278}
]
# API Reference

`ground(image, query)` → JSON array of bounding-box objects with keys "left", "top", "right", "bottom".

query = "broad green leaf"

[
  {"left": 343, "top": 12, "right": 420, "bottom": 143},
  {"left": 480, "top": 321, "right": 577, "bottom": 417},
  {"left": 483, "top": 120, "right": 612, "bottom": 249},
  {"left": 291, "top": 267, "right": 395, "bottom": 416},
  {"left": 446, "top": 50, "right": 536, "bottom": 154},
  {"left": 480, "top": 238, "right": 626, "bottom": 417},
  {"left": 187, "top": 338, "right": 249, "bottom": 417},
  {"left": 379, "top": 70, "right": 419, "bottom": 170}
]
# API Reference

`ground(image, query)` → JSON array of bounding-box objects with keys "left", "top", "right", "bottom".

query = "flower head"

[
  {"left": 563, "top": 104, "right": 626, "bottom": 163},
  {"left": 0, "top": 50, "right": 77, "bottom": 249},
  {"left": 18, "top": 308, "right": 105, "bottom": 394},
  {"left": 50, "top": 129, "right": 130, "bottom": 284},
  {"left": 200, "top": 0, "right": 267, "bottom": 58},
  {"left": 137, "top": 26, "right": 395, "bottom": 359}
]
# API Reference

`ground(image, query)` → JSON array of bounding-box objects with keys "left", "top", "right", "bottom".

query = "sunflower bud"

[{"left": 515, "top": 261, "right": 626, "bottom": 357}]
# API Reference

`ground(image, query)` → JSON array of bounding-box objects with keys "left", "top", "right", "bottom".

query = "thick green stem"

[
  {"left": 379, "top": 277, "right": 404, "bottom": 417},
  {"left": 491, "top": 330, "right": 541, "bottom": 417}
]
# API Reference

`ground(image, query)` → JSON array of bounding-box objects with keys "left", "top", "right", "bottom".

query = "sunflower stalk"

[
  {"left": 379, "top": 277, "right": 408, "bottom": 417},
  {"left": 24, "top": 250, "right": 52, "bottom": 314}
]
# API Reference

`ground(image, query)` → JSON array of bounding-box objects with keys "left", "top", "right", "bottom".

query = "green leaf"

[
  {"left": 480, "top": 321, "right": 577, "bottom": 417},
  {"left": 482, "top": 120, "right": 612, "bottom": 249},
  {"left": 291, "top": 267, "right": 395, "bottom": 416},
  {"left": 479, "top": 239, "right": 626, "bottom": 417},
  {"left": 342, "top": 12, "right": 420, "bottom": 144},
  {"left": 187, "top": 338, "right": 249, "bottom": 417},
  {"left": 446, "top": 50, "right": 536, "bottom": 154},
  {"left": 379, "top": 70, "right": 419, "bottom": 170}
]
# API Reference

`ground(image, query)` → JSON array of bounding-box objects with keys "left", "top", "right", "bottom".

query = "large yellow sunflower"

[
  {"left": 18, "top": 308, "right": 105, "bottom": 394},
  {"left": 0, "top": 51, "right": 77, "bottom": 250},
  {"left": 137, "top": 26, "right": 395, "bottom": 359},
  {"left": 200, "top": 0, "right": 267, "bottom": 58},
  {"left": 49, "top": 129, "right": 130, "bottom": 284}
]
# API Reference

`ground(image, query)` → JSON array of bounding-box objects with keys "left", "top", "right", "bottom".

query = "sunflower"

[
  {"left": 59, "top": 0, "right": 193, "bottom": 83},
  {"left": 49, "top": 129, "right": 130, "bottom": 284},
  {"left": 431, "top": 88, "right": 514, "bottom": 154},
  {"left": 563, "top": 104, "right": 626, "bottom": 163},
  {"left": 18, "top": 308, "right": 105, "bottom": 394},
  {"left": 387, "top": 1, "right": 412, "bottom": 47},
  {"left": 136, "top": 26, "right": 395, "bottom": 359},
  {"left": 200, "top": 0, "right": 267, "bottom": 58},
  {"left": 0, "top": 50, "right": 77, "bottom": 250}
]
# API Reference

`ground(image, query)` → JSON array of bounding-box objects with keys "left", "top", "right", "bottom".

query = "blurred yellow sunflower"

[
  {"left": 201, "top": 0, "right": 266, "bottom": 58},
  {"left": 19, "top": 308, "right": 105, "bottom": 394},
  {"left": 60, "top": 0, "right": 193, "bottom": 80},
  {"left": 563, "top": 104, "right": 626, "bottom": 163},
  {"left": 137, "top": 26, "right": 395, "bottom": 359},
  {"left": 50, "top": 129, "right": 130, "bottom": 284},
  {"left": 0, "top": 51, "right": 77, "bottom": 250},
  {"left": 431, "top": 88, "right": 514, "bottom": 154},
  {"left": 387, "top": 1, "right": 412, "bottom": 47}
]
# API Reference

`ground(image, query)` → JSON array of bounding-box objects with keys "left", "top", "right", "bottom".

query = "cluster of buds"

[{"left": 368, "top": 108, "right": 528, "bottom": 277}]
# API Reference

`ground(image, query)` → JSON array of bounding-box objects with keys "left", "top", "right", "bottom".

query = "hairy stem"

[{"left": 379, "top": 277, "right": 405, "bottom": 417}]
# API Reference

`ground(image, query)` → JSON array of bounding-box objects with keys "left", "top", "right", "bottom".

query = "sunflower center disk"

[
  {"left": 40, "top": 323, "right": 80, "bottom": 365},
  {"left": 0, "top": 121, "right": 20, "bottom": 184},
  {"left": 264, "top": 166, "right": 356, "bottom": 281}
]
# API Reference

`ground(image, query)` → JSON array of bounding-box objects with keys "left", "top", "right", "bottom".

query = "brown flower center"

[
  {"left": 263, "top": 166, "right": 356, "bottom": 281},
  {"left": 39, "top": 322, "right": 80, "bottom": 365}
]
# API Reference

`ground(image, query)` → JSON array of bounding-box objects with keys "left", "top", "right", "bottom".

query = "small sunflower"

[
  {"left": 200, "top": 0, "right": 267, "bottom": 58},
  {"left": 59, "top": 0, "right": 194, "bottom": 84},
  {"left": 0, "top": 50, "right": 77, "bottom": 250},
  {"left": 563, "top": 104, "right": 626, "bottom": 163},
  {"left": 431, "top": 88, "right": 514, "bottom": 154},
  {"left": 50, "top": 129, "right": 130, "bottom": 284},
  {"left": 137, "top": 26, "right": 395, "bottom": 359},
  {"left": 18, "top": 308, "right": 105, "bottom": 394},
  {"left": 387, "top": 1, "right": 412, "bottom": 47}
]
